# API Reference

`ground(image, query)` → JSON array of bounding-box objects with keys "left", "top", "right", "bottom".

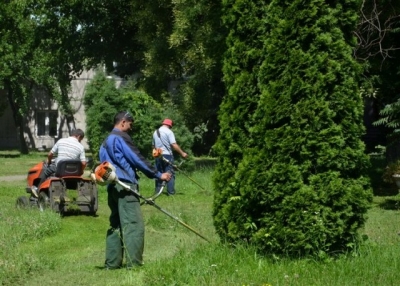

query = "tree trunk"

[
  {"left": 66, "top": 113, "right": 76, "bottom": 132},
  {"left": 17, "top": 123, "right": 29, "bottom": 154},
  {"left": 5, "top": 80, "right": 29, "bottom": 154}
]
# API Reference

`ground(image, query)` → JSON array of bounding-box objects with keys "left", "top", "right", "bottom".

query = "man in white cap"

[{"left": 152, "top": 118, "right": 188, "bottom": 195}]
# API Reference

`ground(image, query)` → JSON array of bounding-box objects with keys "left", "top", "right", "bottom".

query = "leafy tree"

[
  {"left": 53, "top": 0, "right": 225, "bottom": 155},
  {"left": 355, "top": 0, "right": 400, "bottom": 142},
  {"left": 165, "top": 0, "right": 227, "bottom": 155},
  {"left": 0, "top": 0, "right": 61, "bottom": 153},
  {"left": 33, "top": 0, "right": 88, "bottom": 122},
  {"left": 213, "top": 0, "right": 373, "bottom": 257},
  {"left": 0, "top": 0, "right": 96, "bottom": 153}
]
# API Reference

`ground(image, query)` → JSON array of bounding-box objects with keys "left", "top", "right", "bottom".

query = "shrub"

[
  {"left": 124, "top": 90, "right": 195, "bottom": 160},
  {"left": 83, "top": 70, "right": 124, "bottom": 160},
  {"left": 84, "top": 71, "right": 194, "bottom": 162}
]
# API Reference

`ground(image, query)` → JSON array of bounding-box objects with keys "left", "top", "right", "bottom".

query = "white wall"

[{"left": 0, "top": 70, "right": 98, "bottom": 150}]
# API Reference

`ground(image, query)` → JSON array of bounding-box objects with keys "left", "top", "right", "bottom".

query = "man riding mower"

[{"left": 16, "top": 159, "right": 98, "bottom": 216}]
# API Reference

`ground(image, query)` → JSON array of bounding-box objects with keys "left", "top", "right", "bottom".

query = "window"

[{"left": 37, "top": 110, "right": 58, "bottom": 136}]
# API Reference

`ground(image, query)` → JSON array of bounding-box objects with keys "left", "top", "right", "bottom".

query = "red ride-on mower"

[{"left": 16, "top": 159, "right": 98, "bottom": 216}]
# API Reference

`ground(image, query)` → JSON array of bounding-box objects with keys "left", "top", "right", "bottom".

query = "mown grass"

[
  {"left": 0, "top": 152, "right": 47, "bottom": 176},
  {"left": 1, "top": 153, "right": 400, "bottom": 286}
]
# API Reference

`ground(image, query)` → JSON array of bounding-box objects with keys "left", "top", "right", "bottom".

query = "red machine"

[{"left": 16, "top": 159, "right": 98, "bottom": 215}]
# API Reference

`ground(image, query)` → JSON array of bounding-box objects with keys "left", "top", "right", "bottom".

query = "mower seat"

[{"left": 55, "top": 159, "right": 83, "bottom": 177}]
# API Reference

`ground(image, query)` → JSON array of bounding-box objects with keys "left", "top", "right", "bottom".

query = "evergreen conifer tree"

[
  {"left": 213, "top": 0, "right": 373, "bottom": 256},
  {"left": 212, "top": 0, "right": 268, "bottom": 239}
]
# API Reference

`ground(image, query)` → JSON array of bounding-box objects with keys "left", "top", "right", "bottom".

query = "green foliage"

[
  {"left": 131, "top": 98, "right": 194, "bottom": 159},
  {"left": 357, "top": 1, "right": 400, "bottom": 139},
  {"left": 168, "top": 0, "right": 227, "bottom": 155},
  {"left": 212, "top": 0, "right": 270, "bottom": 245},
  {"left": 60, "top": 0, "right": 225, "bottom": 155},
  {"left": 83, "top": 70, "right": 124, "bottom": 160},
  {"left": 84, "top": 71, "right": 194, "bottom": 162},
  {"left": 373, "top": 95, "right": 400, "bottom": 137},
  {"left": 213, "top": 0, "right": 373, "bottom": 257}
]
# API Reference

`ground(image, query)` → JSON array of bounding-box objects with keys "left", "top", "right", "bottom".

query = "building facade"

[{"left": 0, "top": 70, "right": 96, "bottom": 150}]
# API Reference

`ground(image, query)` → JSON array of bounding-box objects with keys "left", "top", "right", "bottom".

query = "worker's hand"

[
  {"left": 160, "top": 172, "right": 172, "bottom": 181},
  {"left": 181, "top": 152, "right": 188, "bottom": 159}
]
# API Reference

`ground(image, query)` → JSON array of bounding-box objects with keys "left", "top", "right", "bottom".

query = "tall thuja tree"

[
  {"left": 212, "top": 0, "right": 269, "bottom": 239},
  {"left": 215, "top": 0, "right": 373, "bottom": 256}
]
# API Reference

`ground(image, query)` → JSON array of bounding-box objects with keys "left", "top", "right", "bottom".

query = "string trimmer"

[
  {"left": 152, "top": 149, "right": 210, "bottom": 193},
  {"left": 91, "top": 162, "right": 210, "bottom": 242},
  {"left": 162, "top": 157, "right": 209, "bottom": 193}
]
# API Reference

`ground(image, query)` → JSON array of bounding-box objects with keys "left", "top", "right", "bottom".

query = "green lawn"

[
  {"left": 1, "top": 153, "right": 400, "bottom": 286},
  {"left": 0, "top": 152, "right": 47, "bottom": 176}
]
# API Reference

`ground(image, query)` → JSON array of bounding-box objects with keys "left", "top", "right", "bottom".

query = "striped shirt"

[{"left": 51, "top": 137, "right": 86, "bottom": 165}]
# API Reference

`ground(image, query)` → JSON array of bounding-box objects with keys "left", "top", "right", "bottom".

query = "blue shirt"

[{"left": 100, "top": 128, "right": 162, "bottom": 184}]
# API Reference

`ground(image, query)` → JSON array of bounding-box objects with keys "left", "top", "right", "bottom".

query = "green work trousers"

[{"left": 105, "top": 183, "right": 144, "bottom": 269}]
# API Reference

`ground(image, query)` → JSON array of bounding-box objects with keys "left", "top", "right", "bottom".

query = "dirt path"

[
  {"left": 0, "top": 175, "right": 26, "bottom": 182},
  {"left": 0, "top": 170, "right": 92, "bottom": 182}
]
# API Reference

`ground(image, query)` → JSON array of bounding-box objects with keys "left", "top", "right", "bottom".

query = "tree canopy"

[
  {"left": 0, "top": 0, "right": 63, "bottom": 153},
  {"left": 3, "top": 0, "right": 400, "bottom": 155}
]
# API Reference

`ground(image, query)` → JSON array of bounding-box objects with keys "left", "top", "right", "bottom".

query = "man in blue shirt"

[{"left": 100, "top": 111, "right": 171, "bottom": 269}]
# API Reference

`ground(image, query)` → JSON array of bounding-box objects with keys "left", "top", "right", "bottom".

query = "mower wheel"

[
  {"left": 54, "top": 202, "right": 64, "bottom": 217},
  {"left": 16, "top": 196, "right": 29, "bottom": 209},
  {"left": 38, "top": 192, "right": 50, "bottom": 211}
]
